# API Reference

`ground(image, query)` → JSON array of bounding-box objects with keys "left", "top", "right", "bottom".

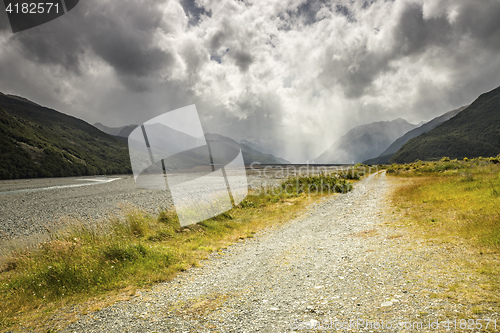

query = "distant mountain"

[
  {"left": 100, "top": 120, "right": 291, "bottom": 167},
  {"left": 208, "top": 134, "right": 291, "bottom": 165},
  {"left": 364, "top": 105, "right": 468, "bottom": 164},
  {"left": 315, "top": 118, "right": 417, "bottom": 164},
  {"left": 94, "top": 122, "right": 125, "bottom": 136},
  {"left": 239, "top": 138, "right": 319, "bottom": 163},
  {"left": 0, "top": 93, "right": 131, "bottom": 179},
  {"left": 94, "top": 122, "right": 138, "bottom": 144},
  {"left": 391, "top": 86, "right": 500, "bottom": 163},
  {"left": 238, "top": 139, "right": 277, "bottom": 157}
]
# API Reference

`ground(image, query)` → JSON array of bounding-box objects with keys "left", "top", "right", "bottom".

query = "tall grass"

[{"left": 0, "top": 172, "right": 352, "bottom": 331}]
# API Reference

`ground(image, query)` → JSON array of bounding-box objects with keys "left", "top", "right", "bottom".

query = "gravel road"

[{"left": 53, "top": 171, "right": 498, "bottom": 333}]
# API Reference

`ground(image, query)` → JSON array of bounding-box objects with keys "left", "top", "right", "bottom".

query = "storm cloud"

[{"left": 0, "top": 0, "right": 499, "bottom": 162}]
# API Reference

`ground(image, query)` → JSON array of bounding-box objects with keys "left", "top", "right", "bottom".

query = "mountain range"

[
  {"left": 1, "top": 84, "right": 499, "bottom": 180},
  {"left": 314, "top": 118, "right": 417, "bottom": 164},
  {"left": 94, "top": 122, "right": 138, "bottom": 144},
  {"left": 363, "top": 105, "right": 469, "bottom": 164},
  {"left": 97, "top": 124, "right": 291, "bottom": 166},
  {"left": 0, "top": 92, "right": 291, "bottom": 180},
  {"left": 391, "top": 86, "right": 500, "bottom": 163}
]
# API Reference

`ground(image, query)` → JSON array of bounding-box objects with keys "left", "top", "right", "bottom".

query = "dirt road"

[{"left": 52, "top": 171, "right": 500, "bottom": 332}]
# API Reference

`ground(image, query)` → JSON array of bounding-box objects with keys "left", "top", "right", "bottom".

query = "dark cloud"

[
  {"left": 361, "top": 0, "right": 377, "bottom": 10},
  {"left": 295, "top": 0, "right": 330, "bottom": 25},
  {"left": 11, "top": 22, "right": 86, "bottom": 74},
  {"left": 285, "top": 0, "right": 356, "bottom": 26},
  {"left": 7, "top": 0, "right": 173, "bottom": 85},
  {"left": 335, "top": 4, "right": 356, "bottom": 22},
  {"left": 454, "top": 0, "right": 500, "bottom": 51},
  {"left": 338, "top": 53, "right": 394, "bottom": 99},
  {"left": 209, "top": 29, "right": 228, "bottom": 51},
  {"left": 229, "top": 49, "right": 253, "bottom": 72},
  {"left": 280, "top": 0, "right": 336, "bottom": 26},
  {"left": 86, "top": 16, "right": 173, "bottom": 78},
  {"left": 180, "top": 0, "right": 211, "bottom": 26},
  {"left": 393, "top": 3, "right": 454, "bottom": 56},
  {"left": 318, "top": 1, "right": 498, "bottom": 99}
]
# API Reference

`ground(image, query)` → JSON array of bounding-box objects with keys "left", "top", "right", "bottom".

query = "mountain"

[
  {"left": 315, "top": 118, "right": 417, "bottom": 164},
  {"left": 94, "top": 122, "right": 126, "bottom": 136},
  {"left": 0, "top": 93, "right": 131, "bottom": 179},
  {"left": 390, "top": 86, "right": 500, "bottom": 163},
  {"left": 363, "top": 105, "right": 468, "bottom": 164},
  {"left": 94, "top": 122, "right": 138, "bottom": 144},
  {"left": 238, "top": 138, "right": 319, "bottom": 163},
  {"left": 207, "top": 134, "right": 291, "bottom": 165},
  {"left": 238, "top": 139, "right": 278, "bottom": 157},
  {"left": 102, "top": 120, "right": 292, "bottom": 167}
]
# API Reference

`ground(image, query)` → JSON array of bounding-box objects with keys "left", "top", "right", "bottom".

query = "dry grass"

[{"left": 388, "top": 160, "right": 500, "bottom": 318}]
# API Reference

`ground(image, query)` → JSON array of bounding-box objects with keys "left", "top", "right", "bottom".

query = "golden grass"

[{"left": 389, "top": 160, "right": 500, "bottom": 319}]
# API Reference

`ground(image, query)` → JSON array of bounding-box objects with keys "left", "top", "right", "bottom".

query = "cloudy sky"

[{"left": 1, "top": 0, "right": 499, "bottom": 162}]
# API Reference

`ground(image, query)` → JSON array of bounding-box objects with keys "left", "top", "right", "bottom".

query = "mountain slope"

[
  {"left": 0, "top": 93, "right": 131, "bottom": 179},
  {"left": 94, "top": 123, "right": 138, "bottom": 144},
  {"left": 94, "top": 122, "right": 126, "bottom": 136},
  {"left": 206, "top": 134, "right": 291, "bottom": 165},
  {"left": 315, "top": 118, "right": 417, "bottom": 164},
  {"left": 98, "top": 121, "right": 291, "bottom": 166},
  {"left": 364, "top": 105, "right": 468, "bottom": 164},
  {"left": 391, "top": 86, "right": 500, "bottom": 163}
]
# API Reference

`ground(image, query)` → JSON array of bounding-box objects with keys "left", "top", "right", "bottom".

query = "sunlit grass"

[
  {"left": 390, "top": 160, "right": 500, "bottom": 248},
  {"left": 389, "top": 158, "right": 500, "bottom": 317}
]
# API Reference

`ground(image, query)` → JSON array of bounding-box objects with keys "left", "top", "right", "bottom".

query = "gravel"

[
  {"left": 0, "top": 175, "right": 175, "bottom": 245},
  {"left": 52, "top": 171, "right": 498, "bottom": 333}
]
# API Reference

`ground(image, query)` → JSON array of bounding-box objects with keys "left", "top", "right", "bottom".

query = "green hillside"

[
  {"left": 391, "top": 86, "right": 500, "bottom": 163},
  {"left": 0, "top": 93, "right": 131, "bottom": 179}
]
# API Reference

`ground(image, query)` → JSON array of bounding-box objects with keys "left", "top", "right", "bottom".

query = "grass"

[
  {"left": 0, "top": 172, "right": 353, "bottom": 331},
  {"left": 388, "top": 157, "right": 500, "bottom": 317},
  {"left": 388, "top": 157, "right": 500, "bottom": 248}
]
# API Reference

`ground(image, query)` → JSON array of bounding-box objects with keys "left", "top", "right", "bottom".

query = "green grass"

[
  {"left": 0, "top": 172, "right": 352, "bottom": 331},
  {"left": 280, "top": 172, "right": 354, "bottom": 195}
]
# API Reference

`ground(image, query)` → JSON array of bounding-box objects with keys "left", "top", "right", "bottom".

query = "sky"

[{"left": 0, "top": 0, "right": 500, "bottom": 162}]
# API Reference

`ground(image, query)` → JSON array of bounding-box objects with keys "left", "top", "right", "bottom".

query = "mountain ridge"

[
  {"left": 390, "top": 86, "right": 500, "bottom": 163},
  {"left": 363, "top": 105, "right": 468, "bottom": 164},
  {"left": 315, "top": 118, "right": 417, "bottom": 164},
  {"left": 96, "top": 122, "right": 291, "bottom": 165}
]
